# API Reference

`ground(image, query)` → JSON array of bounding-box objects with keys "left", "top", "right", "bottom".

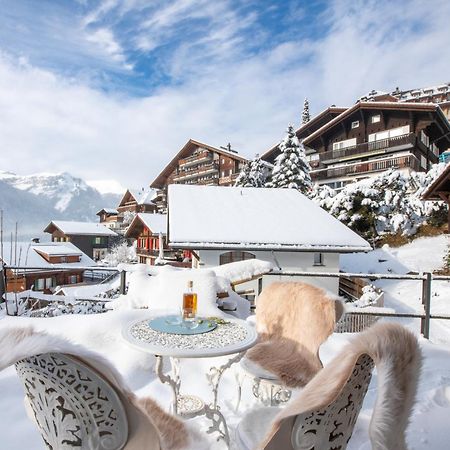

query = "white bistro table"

[{"left": 122, "top": 316, "right": 257, "bottom": 446}]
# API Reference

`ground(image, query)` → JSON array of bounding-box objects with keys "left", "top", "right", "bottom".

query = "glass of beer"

[{"left": 183, "top": 280, "right": 198, "bottom": 325}]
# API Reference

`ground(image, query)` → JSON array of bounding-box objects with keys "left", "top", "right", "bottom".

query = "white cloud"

[
  {"left": 86, "top": 178, "right": 126, "bottom": 194},
  {"left": 0, "top": 0, "right": 449, "bottom": 192}
]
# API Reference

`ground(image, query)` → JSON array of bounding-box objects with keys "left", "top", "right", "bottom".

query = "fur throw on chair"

[
  {"left": 0, "top": 325, "right": 207, "bottom": 450},
  {"left": 260, "top": 322, "right": 422, "bottom": 450},
  {"left": 246, "top": 281, "right": 344, "bottom": 387}
]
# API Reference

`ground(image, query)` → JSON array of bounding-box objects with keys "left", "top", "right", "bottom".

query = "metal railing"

[{"left": 265, "top": 270, "right": 450, "bottom": 339}]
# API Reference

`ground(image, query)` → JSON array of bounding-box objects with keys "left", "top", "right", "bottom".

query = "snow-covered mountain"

[{"left": 0, "top": 171, "right": 121, "bottom": 239}]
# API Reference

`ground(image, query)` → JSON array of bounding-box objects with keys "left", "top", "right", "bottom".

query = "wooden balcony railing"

[
  {"left": 218, "top": 172, "right": 239, "bottom": 185},
  {"left": 311, "top": 154, "right": 422, "bottom": 180},
  {"left": 173, "top": 162, "right": 219, "bottom": 182},
  {"left": 179, "top": 150, "right": 212, "bottom": 167},
  {"left": 320, "top": 133, "right": 417, "bottom": 164}
]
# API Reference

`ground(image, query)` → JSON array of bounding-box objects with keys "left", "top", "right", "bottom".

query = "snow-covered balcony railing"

[
  {"left": 311, "top": 154, "right": 422, "bottom": 180},
  {"left": 178, "top": 150, "right": 212, "bottom": 168},
  {"left": 320, "top": 132, "right": 419, "bottom": 164}
]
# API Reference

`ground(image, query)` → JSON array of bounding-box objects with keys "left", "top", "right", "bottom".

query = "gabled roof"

[
  {"left": 118, "top": 188, "right": 155, "bottom": 208},
  {"left": 261, "top": 107, "right": 346, "bottom": 162},
  {"left": 0, "top": 242, "right": 96, "bottom": 270},
  {"left": 96, "top": 208, "right": 118, "bottom": 216},
  {"left": 168, "top": 185, "right": 371, "bottom": 252},
  {"left": 422, "top": 163, "right": 450, "bottom": 201},
  {"left": 125, "top": 213, "right": 167, "bottom": 238},
  {"left": 150, "top": 139, "right": 248, "bottom": 189},
  {"left": 44, "top": 221, "right": 118, "bottom": 236},
  {"left": 302, "top": 102, "right": 450, "bottom": 147}
]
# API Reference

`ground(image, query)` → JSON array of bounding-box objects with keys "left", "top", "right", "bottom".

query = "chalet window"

[
  {"left": 371, "top": 115, "right": 381, "bottom": 123},
  {"left": 421, "top": 155, "right": 427, "bottom": 169},
  {"left": 93, "top": 237, "right": 106, "bottom": 245},
  {"left": 68, "top": 275, "right": 78, "bottom": 284},
  {"left": 45, "top": 277, "right": 54, "bottom": 289},
  {"left": 219, "top": 251, "right": 255, "bottom": 266},
  {"left": 332, "top": 138, "right": 357, "bottom": 151},
  {"left": 35, "top": 278, "right": 45, "bottom": 290},
  {"left": 313, "top": 253, "right": 325, "bottom": 266},
  {"left": 351, "top": 121, "right": 359, "bottom": 129}
]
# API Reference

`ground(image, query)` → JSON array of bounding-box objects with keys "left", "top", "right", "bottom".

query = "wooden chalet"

[
  {"left": 117, "top": 189, "right": 156, "bottom": 215},
  {"left": 262, "top": 102, "right": 450, "bottom": 190},
  {"left": 44, "top": 221, "right": 119, "bottom": 261},
  {"left": 422, "top": 163, "right": 450, "bottom": 231},
  {"left": 125, "top": 213, "right": 190, "bottom": 266},
  {"left": 1, "top": 242, "right": 96, "bottom": 293},
  {"left": 150, "top": 139, "right": 248, "bottom": 212}
]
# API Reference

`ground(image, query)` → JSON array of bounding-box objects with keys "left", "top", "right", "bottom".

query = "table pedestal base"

[{"left": 155, "top": 352, "right": 245, "bottom": 447}]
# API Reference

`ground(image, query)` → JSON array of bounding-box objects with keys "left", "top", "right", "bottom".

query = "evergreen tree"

[
  {"left": 234, "top": 161, "right": 252, "bottom": 187},
  {"left": 265, "top": 124, "right": 312, "bottom": 193},
  {"left": 302, "top": 98, "right": 310, "bottom": 124},
  {"left": 234, "top": 155, "right": 270, "bottom": 187}
]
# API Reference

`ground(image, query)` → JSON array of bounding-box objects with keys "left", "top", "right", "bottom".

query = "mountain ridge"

[{"left": 0, "top": 171, "right": 121, "bottom": 240}]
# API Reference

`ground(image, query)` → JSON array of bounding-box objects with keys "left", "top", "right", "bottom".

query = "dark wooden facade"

[
  {"left": 44, "top": 224, "right": 118, "bottom": 261},
  {"left": 150, "top": 139, "right": 247, "bottom": 212},
  {"left": 117, "top": 190, "right": 156, "bottom": 215},
  {"left": 422, "top": 163, "right": 450, "bottom": 232},
  {"left": 263, "top": 102, "right": 450, "bottom": 189}
]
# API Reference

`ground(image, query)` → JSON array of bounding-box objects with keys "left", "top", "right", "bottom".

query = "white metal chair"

[
  {"left": 235, "top": 322, "right": 422, "bottom": 450},
  {"left": 238, "top": 281, "right": 343, "bottom": 406},
  {"left": 0, "top": 326, "right": 198, "bottom": 450}
]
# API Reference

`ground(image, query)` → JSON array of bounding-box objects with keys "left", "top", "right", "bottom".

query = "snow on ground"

[{"left": 0, "top": 236, "right": 450, "bottom": 449}]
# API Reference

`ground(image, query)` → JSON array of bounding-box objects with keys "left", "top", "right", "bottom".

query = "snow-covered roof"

[
  {"left": 168, "top": 185, "right": 371, "bottom": 252},
  {"left": 0, "top": 242, "right": 96, "bottom": 270},
  {"left": 124, "top": 213, "right": 167, "bottom": 238},
  {"left": 34, "top": 245, "right": 82, "bottom": 257},
  {"left": 136, "top": 213, "right": 167, "bottom": 234},
  {"left": 44, "top": 221, "right": 118, "bottom": 236},
  {"left": 96, "top": 208, "right": 118, "bottom": 215},
  {"left": 130, "top": 188, "right": 156, "bottom": 205}
]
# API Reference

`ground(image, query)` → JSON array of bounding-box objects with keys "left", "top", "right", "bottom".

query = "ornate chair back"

[
  {"left": 259, "top": 323, "right": 421, "bottom": 450},
  {"left": 15, "top": 353, "right": 129, "bottom": 450}
]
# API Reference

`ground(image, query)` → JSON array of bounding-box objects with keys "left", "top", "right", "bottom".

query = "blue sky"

[{"left": 0, "top": 0, "right": 449, "bottom": 191}]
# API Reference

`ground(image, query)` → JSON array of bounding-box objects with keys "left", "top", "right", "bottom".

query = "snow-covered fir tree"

[
  {"left": 302, "top": 98, "right": 310, "bottom": 124},
  {"left": 234, "top": 155, "right": 271, "bottom": 187},
  {"left": 265, "top": 124, "right": 312, "bottom": 193},
  {"left": 234, "top": 161, "right": 252, "bottom": 187},
  {"left": 103, "top": 241, "right": 137, "bottom": 266}
]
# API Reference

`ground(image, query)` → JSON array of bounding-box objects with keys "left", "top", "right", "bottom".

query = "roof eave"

[{"left": 168, "top": 242, "right": 371, "bottom": 253}]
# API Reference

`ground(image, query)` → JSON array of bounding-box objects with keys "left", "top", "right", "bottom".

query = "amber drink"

[{"left": 183, "top": 280, "right": 197, "bottom": 321}]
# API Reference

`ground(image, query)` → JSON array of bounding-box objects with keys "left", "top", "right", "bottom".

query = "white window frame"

[
  {"left": 332, "top": 137, "right": 357, "bottom": 151},
  {"left": 351, "top": 120, "right": 359, "bottom": 129},
  {"left": 371, "top": 115, "right": 381, "bottom": 124}
]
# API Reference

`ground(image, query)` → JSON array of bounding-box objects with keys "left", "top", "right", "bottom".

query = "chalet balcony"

[
  {"left": 311, "top": 154, "right": 422, "bottom": 181},
  {"left": 172, "top": 162, "right": 219, "bottom": 182},
  {"left": 218, "top": 172, "right": 239, "bottom": 186},
  {"left": 178, "top": 149, "right": 212, "bottom": 168},
  {"left": 319, "top": 133, "right": 423, "bottom": 165},
  {"left": 137, "top": 248, "right": 179, "bottom": 258}
]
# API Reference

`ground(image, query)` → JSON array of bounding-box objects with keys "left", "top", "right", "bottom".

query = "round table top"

[{"left": 122, "top": 315, "right": 257, "bottom": 358}]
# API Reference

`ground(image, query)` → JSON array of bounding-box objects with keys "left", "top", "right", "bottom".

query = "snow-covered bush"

[
  {"left": 353, "top": 285, "right": 379, "bottom": 308},
  {"left": 103, "top": 241, "right": 137, "bottom": 266},
  {"left": 27, "top": 300, "right": 107, "bottom": 317},
  {"left": 310, "top": 164, "right": 448, "bottom": 240}
]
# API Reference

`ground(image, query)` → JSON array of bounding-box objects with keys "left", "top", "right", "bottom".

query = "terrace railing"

[{"left": 264, "top": 270, "right": 450, "bottom": 339}]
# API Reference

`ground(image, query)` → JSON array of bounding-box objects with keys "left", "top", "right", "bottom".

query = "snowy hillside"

[{"left": 0, "top": 171, "right": 120, "bottom": 239}]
